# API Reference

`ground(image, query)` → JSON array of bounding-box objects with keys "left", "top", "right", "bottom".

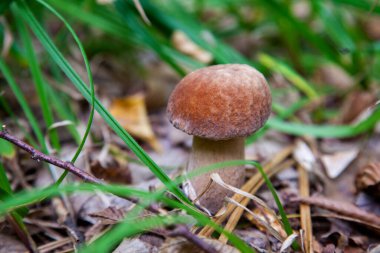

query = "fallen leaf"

[
  {"left": 293, "top": 140, "right": 316, "bottom": 172},
  {"left": 70, "top": 192, "right": 133, "bottom": 224},
  {"left": 89, "top": 206, "right": 126, "bottom": 225},
  {"left": 0, "top": 234, "right": 27, "bottom": 253},
  {"left": 313, "top": 64, "right": 354, "bottom": 91},
  {"left": 114, "top": 238, "right": 158, "bottom": 253},
  {"left": 159, "top": 237, "right": 238, "bottom": 253},
  {"left": 91, "top": 160, "right": 131, "bottom": 185},
  {"left": 233, "top": 229, "right": 274, "bottom": 252},
  {"left": 171, "top": 30, "right": 213, "bottom": 64},
  {"left": 244, "top": 207, "right": 288, "bottom": 241},
  {"left": 321, "top": 149, "right": 359, "bottom": 179},
  {"left": 109, "top": 93, "right": 161, "bottom": 152}
]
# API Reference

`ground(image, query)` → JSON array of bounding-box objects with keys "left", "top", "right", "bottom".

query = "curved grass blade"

[
  {"left": 28, "top": 0, "right": 96, "bottom": 185},
  {"left": 0, "top": 183, "right": 151, "bottom": 216},
  {"left": 80, "top": 214, "right": 194, "bottom": 253},
  {"left": 114, "top": 0, "right": 186, "bottom": 76},
  {"left": 14, "top": 0, "right": 190, "bottom": 205},
  {"left": 0, "top": 181, "right": 254, "bottom": 253},
  {"left": 258, "top": 53, "right": 319, "bottom": 99},
  {"left": 332, "top": 0, "right": 380, "bottom": 13},
  {"left": 171, "top": 160, "right": 295, "bottom": 239}
]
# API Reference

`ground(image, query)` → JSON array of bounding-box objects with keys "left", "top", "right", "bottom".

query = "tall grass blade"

[{"left": 14, "top": 0, "right": 190, "bottom": 204}]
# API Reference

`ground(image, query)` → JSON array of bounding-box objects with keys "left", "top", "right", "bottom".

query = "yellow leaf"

[{"left": 109, "top": 93, "right": 161, "bottom": 152}]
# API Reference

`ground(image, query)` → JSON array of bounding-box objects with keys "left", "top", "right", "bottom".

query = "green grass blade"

[
  {"left": 0, "top": 59, "right": 45, "bottom": 151},
  {"left": 0, "top": 161, "right": 31, "bottom": 250},
  {"left": 14, "top": 12, "right": 60, "bottom": 150},
  {"left": 45, "top": 84, "right": 81, "bottom": 143},
  {"left": 257, "top": 0, "right": 340, "bottom": 64},
  {"left": 30, "top": 0, "right": 96, "bottom": 185},
  {"left": 0, "top": 96, "right": 39, "bottom": 147},
  {"left": 251, "top": 162, "right": 294, "bottom": 236},
  {"left": 47, "top": 0, "right": 137, "bottom": 45},
  {"left": 114, "top": 0, "right": 186, "bottom": 75},
  {"left": 0, "top": 162, "right": 12, "bottom": 194},
  {"left": 80, "top": 214, "right": 194, "bottom": 253},
  {"left": 0, "top": 183, "right": 151, "bottom": 216},
  {"left": 14, "top": 0, "right": 190, "bottom": 205},
  {"left": 0, "top": 181, "right": 254, "bottom": 252},
  {"left": 268, "top": 104, "right": 380, "bottom": 137},
  {"left": 169, "top": 159, "right": 294, "bottom": 239},
  {"left": 258, "top": 53, "right": 319, "bottom": 99},
  {"left": 130, "top": 0, "right": 251, "bottom": 66},
  {"left": 332, "top": 0, "right": 380, "bottom": 13},
  {"left": 316, "top": 2, "right": 355, "bottom": 52}
]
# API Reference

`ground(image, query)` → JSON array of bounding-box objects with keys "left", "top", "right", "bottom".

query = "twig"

[
  {"left": 0, "top": 130, "right": 218, "bottom": 253},
  {"left": 292, "top": 196, "right": 380, "bottom": 226},
  {"left": 0, "top": 130, "right": 102, "bottom": 184},
  {"left": 167, "top": 225, "right": 218, "bottom": 253}
]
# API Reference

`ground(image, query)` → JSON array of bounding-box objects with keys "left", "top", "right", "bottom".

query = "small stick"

[
  {"left": 167, "top": 225, "right": 218, "bottom": 253},
  {"left": 0, "top": 130, "right": 218, "bottom": 253},
  {"left": 0, "top": 130, "right": 102, "bottom": 184},
  {"left": 297, "top": 164, "right": 313, "bottom": 253},
  {"left": 292, "top": 196, "right": 380, "bottom": 226}
]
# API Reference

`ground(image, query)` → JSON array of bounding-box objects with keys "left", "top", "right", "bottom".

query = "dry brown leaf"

[
  {"left": 355, "top": 162, "right": 380, "bottom": 198},
  {"left": 89, "top": 206, "right": 126, "bottom": 225},
  {"left": 159, "top": 237, "right": 238, "bottom": 253},
  {"left": 109, "top": 93, "right": 161, "bottom": 152},
  {"left": 70, "top": 192, "right": 133, "bottom": 223},
  {"left": 363, "top": 16, "right": 380, "bottom": 40},
  {"left": 171, "top": 30, "right": 213, "bottom": 64},
  {"left": 244, "top": 207, "right": 288, "bottom": 240},
  {"left": 91, "top": 160, "right": 132, "bottom": 184},
  {"left": 313, "top": 64, "right": 354, "bottom": 91}
]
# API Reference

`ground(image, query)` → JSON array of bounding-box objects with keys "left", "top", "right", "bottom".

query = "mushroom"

[{"left": 167, "top": 64, "right": 271, "bottom": 214}]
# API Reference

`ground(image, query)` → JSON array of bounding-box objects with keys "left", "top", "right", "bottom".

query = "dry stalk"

[
  {"left": 298, "top": 164, "right": 313, "bottom": 253},
  {"left": 198, "top": 145, "right": 293, "bottom": 238}
]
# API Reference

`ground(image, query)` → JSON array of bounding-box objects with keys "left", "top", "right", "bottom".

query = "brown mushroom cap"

[{"left": 167, "top": 64, "right": 272, "bottom": 140}]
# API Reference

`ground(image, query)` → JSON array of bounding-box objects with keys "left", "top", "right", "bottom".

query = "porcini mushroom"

[{"left": 167, "top": 64, "right": 271, "bottom": 214}]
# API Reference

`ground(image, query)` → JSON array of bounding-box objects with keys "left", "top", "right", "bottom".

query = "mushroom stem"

[{"left": 187, "top": 136, "right": 245, "bottom": 214}]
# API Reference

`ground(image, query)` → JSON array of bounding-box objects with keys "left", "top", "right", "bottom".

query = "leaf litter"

[{"left": 1, "top": 2, "right": 380, "bottom": 252}]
